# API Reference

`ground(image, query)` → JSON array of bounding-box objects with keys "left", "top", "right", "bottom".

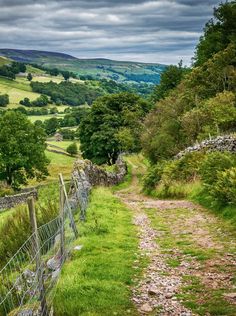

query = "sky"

[{"left": 0, "top": 0, "right": 222, "bottom": 65}]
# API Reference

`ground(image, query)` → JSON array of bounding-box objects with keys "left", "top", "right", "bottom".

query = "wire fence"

[{"left": 0, "top": 174, "right": 83, "bottom": 316}]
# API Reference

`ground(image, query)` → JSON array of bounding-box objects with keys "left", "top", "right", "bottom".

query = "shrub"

[
  {"left": 0, "top": 94, "right": 9, "bottom": 107},
  {"left": 199, "top": 152, "right": 236, "bottom": 186},
  {"left": 210, "top": 167, "right": 236, "bottom": 205},
  {"left": 66, "top": 142, "right": 78, "bottom": 156},
  {"left": 143, "top": 162, "right": 165, "bottom": 192}
]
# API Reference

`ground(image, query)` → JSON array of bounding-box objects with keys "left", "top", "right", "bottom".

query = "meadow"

[
  {"left": 54, "top": 186, "right": 140, "bottom": 316},
  {"left": 0, "top": 72, "right": 82, "bottom": 110}
]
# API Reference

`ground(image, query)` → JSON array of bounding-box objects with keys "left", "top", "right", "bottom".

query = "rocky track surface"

[{"left": 116, "top": 162, "right": 236, "bottom": 316}]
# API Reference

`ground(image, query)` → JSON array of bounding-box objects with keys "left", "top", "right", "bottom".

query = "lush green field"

[
  {"left": 28, "top": 113, "right": 65, "bottom": 123},
  {"left": 54, "top": 187, "right": 139, "bottom": 316},
  {"left": 0, "top": 77, "right": 40, "bottom": 108},
  {"left": 47, "top": 140, "right": 80, "bottom": 150}
]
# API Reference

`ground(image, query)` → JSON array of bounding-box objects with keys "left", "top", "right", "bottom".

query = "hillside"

[{"left": 0, "top": 49, "right": 166, "bottom": 84}]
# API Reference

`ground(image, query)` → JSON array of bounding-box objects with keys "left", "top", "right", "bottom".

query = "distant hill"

[{"left": 0, "top": 49, "right": 166, "bottom": 84}]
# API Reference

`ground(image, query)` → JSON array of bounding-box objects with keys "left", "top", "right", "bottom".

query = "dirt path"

[{"left": 116, "top": 160, "right": 236, "bottom": 315}]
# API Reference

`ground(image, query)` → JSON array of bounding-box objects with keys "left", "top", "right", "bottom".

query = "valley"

[{"left": 0, "top": 1, "right": 236, "bottom": 315}]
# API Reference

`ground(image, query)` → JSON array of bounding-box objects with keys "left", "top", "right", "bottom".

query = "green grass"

[
  {"left": 45, "top": 150, "right": 75, "bottom": 180},
  {"left": 54, "top": 187, "right": 139, "bottom": 316},
  {"left": 0, "top": 56, "right": 11, "bottom": 66},
  {"left": 47, "top": 140, "right": 80, "bottom": 151},
  {"left": 0, "top": 209, "right": 15, "bottom": 228},
  {"left": 27, "top": 150, "right": 75, "bottom": 186},
  {"left": 28, "top": 114, "right": 65, "bottom": 123},
  {"left": 0, "top": 77, "right": 40, "bottom": 108},
  {"left": 178, "top": 275, "right": 236, "bottom": 316}
]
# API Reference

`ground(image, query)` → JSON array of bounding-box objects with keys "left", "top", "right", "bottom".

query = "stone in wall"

[
  {"left": 175, "top": 135, "right": 236, "bottom": 159},
  {"left": 69, "top": 156, "right": 127, "bottom": 220},
  {"left": 0, "top": 190, "right": 38, "bottom": 211}
]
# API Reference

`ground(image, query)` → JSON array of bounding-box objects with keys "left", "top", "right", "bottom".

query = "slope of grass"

[
  {"left": 0, "top": 49, "right": 166, "bottom": 84},
  {"left": 45, "top": 151, "right": 75, "bottom": 181},
  {"left": 47, "top": 140, "right": 80, "bottom": 151},
  {"left": 53, "top": 187, "right": 139, "bottom": 316},
  {"left": 0, "top": 77, "right": 40, "bottom": 108},
  {"left": 0, "top": 56, "right": 11, "bottom": 66}
]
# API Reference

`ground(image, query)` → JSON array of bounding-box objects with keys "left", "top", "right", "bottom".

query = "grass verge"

[{"left": 53, "top": 187, "right": 139, "bottom": 316}]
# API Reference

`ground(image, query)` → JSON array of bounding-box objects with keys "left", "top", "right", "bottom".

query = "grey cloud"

[{"left": 0, "top": 0, "right": 222, "bottom": 64}]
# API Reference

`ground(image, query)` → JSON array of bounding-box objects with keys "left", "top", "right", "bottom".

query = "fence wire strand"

[{"left": 0, "top": 176, "right": 81, "bottom": 316}]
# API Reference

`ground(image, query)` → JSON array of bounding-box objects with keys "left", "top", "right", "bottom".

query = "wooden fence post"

[
  {"left": 59, "top": 176, "right": 65, "bottom": 263},
  {"left": 28, "top": 197, "right": 49, "bottom": 316},
  {"left": 59, "top": 173, "right": 78, "bottom": 238}
]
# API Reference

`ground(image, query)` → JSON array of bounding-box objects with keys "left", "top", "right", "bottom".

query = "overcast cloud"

[{"left": 0, "top": 0, "right": 222, "bottom": 64}]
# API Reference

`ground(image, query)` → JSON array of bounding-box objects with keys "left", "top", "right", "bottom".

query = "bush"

[
  {"left": 143, "top": 162, "right": 165, "bottom": 192},
  {"left": 66, "top": 142, "right": 78, "bottom": 156},
  {"left": 199, "top": 152, "right": 236, "bottom": 186},
  {"left": 0, "top": 94, "right": 9, "bottom": 107},
  {"left": 210, "top": 167, "right": 236, "bottom": 205},
  {"left": 143, "top": 152, "right": 204, "bottom": 193}
]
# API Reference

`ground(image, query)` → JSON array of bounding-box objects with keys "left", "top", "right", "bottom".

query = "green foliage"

[
  {"left": 31, "top": 81, "right": 102, "bottom": 106},
  {"left": 198, "top": 152, "right": 236, "bottom": 205},
  {"left": 181, "top": 91, "right": 236, "bottom": 142},
  {"left": 66, "top": 142, "right": 78, "bottom": 156},
  {"left": 194, "top": 1, "right": 236, "bottom": 66},
  {"left": 20, "top": 94, "right": 49, "bottom": 107},
  {"left": 0, "top": 93, "right": 9, "bottom": 107},
  {"left": 61, "top": 70, "right": 70, "bottom": 81},
  {"left": 145, "top": 150, "right": 236, "bottom": 208},
  {"left": 0, "top": 61, "right": 26, "bottom": 80},
  {"left": 151, "top": 61, "right": 189, "bottom": 102},
  {"left": 142, "top": 43, "right": 236, "bottom": 163},
  {"left": 144, "top": 152, "right": 205, "bottom": 196},
  {"left": 143, "top": 162, "right": 165, "bottom": 192},
  {"left": 0, "top": 184, "right": 14, "bottom": 197},
  {"left": 19, "top": 97, "right": 31, "bottom": 107},
  {"left": 44, "top": 117, "right": 59, "bottom": 135},
  {"left": 58, "top": 128, "right": 75, "bottom": 140},
  {"left": 79, "top": 92, "right": 150, "bottom": 165},
  {"left": 199, "top": 151, "right": 236, "bottom": 186},
  {"left": 211, "top": 167, "right": 236, "bottom": 205},
  {"left": 0, "top": 111, "right": 49, "bottom": 188},
  {"left": 27, "top": 72, "right": 33, "bottom": 81}
]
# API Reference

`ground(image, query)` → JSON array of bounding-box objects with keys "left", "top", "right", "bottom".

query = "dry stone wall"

[
  {"left": 175, "top": 135, "right": 236, "bottom": 159},
  {"left": 0, "top": 190, "right": 38, "bottom": 210},
  {"left": 69, "top": 156, "right": 127, "bottom": 220}
]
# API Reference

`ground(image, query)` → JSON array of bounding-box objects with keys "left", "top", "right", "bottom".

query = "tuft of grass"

[
  {"left": 53, "top": 187, "right": 139, "bottom": 316},
  {"left": 166, "top": 258, "right": 181, "bottom": 267},
  {"left": 179, "top": 276, "right": 236, "bottom": 316},
  {"left": 0, "top": 183, "right": 59, "bottom": 266}
]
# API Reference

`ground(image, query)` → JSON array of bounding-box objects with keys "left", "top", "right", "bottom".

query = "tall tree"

[
  {"left": 79, "top": 92, "right": 150, "bottom": 165},
  {"left": 0, "top": 112, "right": 49, "bottom": 188},
  {"left": 27, "top": 73, "right": 33, "bottom": 81},
  {"left": 194, "top": 1, "right": 236, "bottom": 66},
  {"left": 151, "top": 61, "right": 189, "bottom": 102}
]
